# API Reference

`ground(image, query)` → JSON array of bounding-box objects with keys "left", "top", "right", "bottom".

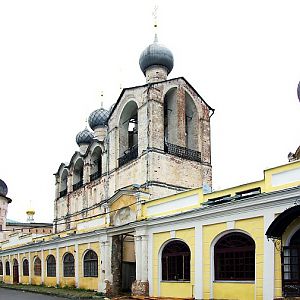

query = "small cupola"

[
  {"left": 139, "top": 34, "right": 174, "bottom": 83},
  {"left": 88, "top": 106, "right": 109, "bottom": 142},
  {"left": 0, "top": 179, "right": 8, "bottom": 197},
  {"left": 76, "top": 128, "right": 94, "bottom": 153}
]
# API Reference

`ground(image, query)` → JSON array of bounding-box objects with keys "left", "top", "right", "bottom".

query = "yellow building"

[
  {"left": 1, "top": 26, "right": 300, "bottom": 300},
  {"left": 1, "top": 159, "right": 300, "bottom": 299}
]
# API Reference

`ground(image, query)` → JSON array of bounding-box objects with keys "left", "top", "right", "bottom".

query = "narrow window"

[
  {"left": 84, "top": 250, "right": 98, "bottom": 277},
  {"left": 162, "top": 240, "right": 190, "bottom": 281},
  {"left": 34, "top": 257, "right": 41, "bottom": 276},
  {"left": 23, "top": 259, "right": 29, "bottom": 276},
  {"left": 214, "top": 232, "right": 255, "bottom": 281},
  {"left": 47, "top": 255, "right": 56, "bottom": 277},
  {"left": 63, "top": 253, "right": 75, "bottom": 277},
  {"left": 0, "top": 261, "right": 3, "bottom": 275},
  {"left": 5, "top": 261, "right": 10, "bottom": 276}
]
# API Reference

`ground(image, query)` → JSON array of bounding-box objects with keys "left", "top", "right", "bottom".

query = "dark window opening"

[
  {"left": 83, "top": 250, "right": 98, "bottom": 277},
  {"left": 47, "top": 255, "right": 56, "bottom": 277},
  {"left": 282, "top": 229, "right": 300, "bottom": 296},
  {"left": 214, "top": 232, "right": 255, "bottom": 281},
  {"left": 34, "top": 257, "right": 41, "bottom": 276},
  {"left": 5, "top": 261, "right": 10, "bottom": 276},
  {"left": 63, "top": 253, "right": 75, "bottom": 277},
  {"left": 0, "top": 261, "right": 3, "bottom": 275},
  {"left": 23, "top": 259, "right": 29, "bottom": 276},
  {"left": 162, "top": 240, "right": 190, "bottom": 281}
]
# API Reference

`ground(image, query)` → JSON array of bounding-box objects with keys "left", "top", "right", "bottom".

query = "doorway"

[{"left": 13, "top": 259, "right": 19, "bottom": 284}]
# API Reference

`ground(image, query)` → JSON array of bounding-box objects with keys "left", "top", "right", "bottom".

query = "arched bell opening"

[{"left": 118, "top": 101, "right": 138, "bottom": 167}]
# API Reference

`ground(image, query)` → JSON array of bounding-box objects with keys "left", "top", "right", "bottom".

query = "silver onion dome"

[
  {"left": 88, "top": 108, "right": 109, "bottom": 130},
  {"left": 139, "top": 35, "right": 174, "bottom": 75},
  {"left": 0, "top": 179, "right": 8, "bottom": 197},
  {"left": 76, "top": 128, "right": 94, "bottom": 146}
]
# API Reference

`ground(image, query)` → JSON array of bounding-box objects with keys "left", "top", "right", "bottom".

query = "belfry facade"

[{"left": 53, "top": 35, "right": 213, "bottom": 234}]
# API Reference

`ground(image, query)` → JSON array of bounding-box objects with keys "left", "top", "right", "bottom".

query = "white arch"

[
  {"left": 157, "top": 238, "right": 191, "bottom": 296},
  {"left": 209, "top": 229, "right": 256, "bottom": 299},
  {"left": 285, "top": 223, "right": 300, "bottom": 246},
  {"left": 81, "top": 248, "right": 99, "bottom": 277}
]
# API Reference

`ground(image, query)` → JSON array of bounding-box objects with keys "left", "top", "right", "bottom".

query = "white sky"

[{"left": 0, "top": 0, "right": 299, "bottom": 223}]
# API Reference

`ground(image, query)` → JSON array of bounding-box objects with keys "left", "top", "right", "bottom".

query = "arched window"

[
  {"left": 0, "top": 261, "right": 3, "bottom": 275},
  {"left": 60, "top": 169, "right": 68, "bottom": 197},
  {"left": 63, "top": 253, "right": 75, "bottom": 277},
  {"left": 162, "top": 240, "right": 190, "bottom": 281},
  {"left": 34, "top": 257, "right": 41, "bottom": 276},
  {"left": 73, "top": 159, "right": 84, "bottom": 191},
  {"left": 118, "top": 101, "right": 138, "bottom": 167},
  {"left": 5, "top": 261, "right": 10, "bottom": 276},
  {"left": 83, "top": 250, "right": 98, "bottom": 277},
  {"left": 23, "top": 259, "right": 29, "bottom": 276},
  {"left": 214, "top": 232, "right": 255, "bottom": 281},
  {"left": 90, "top": 147, "right": 102, "bottom": 181},
  {"left": 47, "top": 255, "right": 56, "bottom": 277}
]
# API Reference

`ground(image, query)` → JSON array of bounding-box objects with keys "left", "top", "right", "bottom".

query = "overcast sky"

[{"left": 0, "top": 0, "right": 299, "bottom": 223}]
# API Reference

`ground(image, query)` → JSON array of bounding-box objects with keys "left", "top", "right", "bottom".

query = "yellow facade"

[
  {"left": 1, "top": 160, "right": 300, "bottom": 298},
  {"left": 78, "top": 242, "right": 100, "bottom": 290}
]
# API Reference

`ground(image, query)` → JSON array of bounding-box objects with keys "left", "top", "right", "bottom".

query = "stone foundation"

[{"left": 131, "top": 280, "right": 149, "bottom": 296}]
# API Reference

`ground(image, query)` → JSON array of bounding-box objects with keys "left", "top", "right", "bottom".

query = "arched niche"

[
  {"left": 164, "top": 87, "right": 177, "bottom": 145},
  {"left": 118, "top": 100, "right": 138, "bottom": 166},
  {"left": 60, "top": 169, "right": 68, "bottom": 196},
  {"left": 73, "top": 158, "right": 84, "bottom": 190},
  {"left": 90, "top": 146, "right": 102, "bottom": 181},
  {"left": 185, "top": 92, "right": 199, "bottom": 151}
]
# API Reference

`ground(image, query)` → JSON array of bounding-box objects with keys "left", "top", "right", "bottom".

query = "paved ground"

[{"left": 0, "top": 287, "right": 70, "bottom": 300}]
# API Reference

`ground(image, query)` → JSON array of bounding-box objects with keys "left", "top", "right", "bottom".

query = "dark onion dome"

[
  {"left": 88, "top": 108, "right": 109, "bottom": 130},
  {"left": 297, "top": 81, "right": 300, "bottom": 102},
  {"left": 76, "top": 128, "right": 94, "bottom": 146},
  {"left": 139, "top": 34, "right": 174, "bottom": 75},
  {"left": 0, "top": 179, "right": 8, "bottom": 196}
]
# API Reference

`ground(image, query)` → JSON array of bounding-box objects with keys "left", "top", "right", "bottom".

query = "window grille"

[
  {"left": 63, "top": 253, "right": 75, "bottom": 277},
  {"left": 5, "top": 261, "right": 10, "bottom": 276},
  {"left": 83, "top": 250, "right": 98, "bottom": 277},
  {"left": 0, "top": 261, "right": 3, "bottom": 275},
  {"left": 73, "top": 180, "right": 83, "bottom": 191},
  {"left": 118, "top": 145, "right": 138, "bottom": 167},
  {"left": 47, "top": 255, "right": 56, "bottom": 277},
  {"left": 34, "top": 257, "right": 41, "bottom": 276},
  {"left": 164, "top": 142, "right": 201, "bottom": 162},
  {"left": 214, "top": 232, "right": 255, "bottom": 281},
  {"left": 23, "top": 259, "right": 29, "bottom": 276},
  {"left": 162, "top": 240, "right": 190, "bottom": 281},
  {"left": 59, "top": 189, "right": 67, "bottom": 197}
]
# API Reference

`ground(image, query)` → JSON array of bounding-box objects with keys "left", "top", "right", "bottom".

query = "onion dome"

[
  {"left": 76, "top": 128, "right": 94, "bottom": 146},
  {"left": 88, "top": 108, "right": 109, "bottom": 130},
  {"left": 139, "top": 34, "right": 174, "bottom": 75},
  {"left": 0, "top": 179, "right": 8, "bottom": 196}
]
